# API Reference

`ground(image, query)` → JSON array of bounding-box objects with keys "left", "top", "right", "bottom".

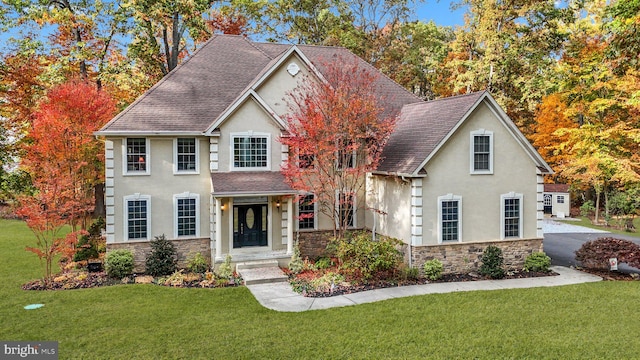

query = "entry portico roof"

[{"left": 211, "top": 171, "right": 296, "bottom": 196}]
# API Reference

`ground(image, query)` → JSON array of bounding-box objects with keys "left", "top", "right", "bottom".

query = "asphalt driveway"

[{"left": 543, "top": 219, "right": 640, "bottom": 272}]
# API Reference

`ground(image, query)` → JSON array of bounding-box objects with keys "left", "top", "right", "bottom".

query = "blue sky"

[
  {"left": 0, "top": 1, "right": 468, "bottom": 53},
  {"left": 414, "top": 0, "right": 467, "bottom": 27}
]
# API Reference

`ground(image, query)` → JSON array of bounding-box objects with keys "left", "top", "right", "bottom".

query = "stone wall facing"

[
  {"left": 107, "top": 238, "right": 211, "bottom": 273},
  {"left": 296, "top": 231, "right": 335, "bottom": 259},
  {"left": 411, "top": 238, "right": 543, "bottom": 274}
]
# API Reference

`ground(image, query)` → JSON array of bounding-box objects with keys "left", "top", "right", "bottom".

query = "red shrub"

[{"left": 575, "top": 237, "right": 640, "bottom": 270}]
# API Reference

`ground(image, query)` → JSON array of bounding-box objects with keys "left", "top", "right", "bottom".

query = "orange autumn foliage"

[
  {"left": 530, "top": 94, "right": 578, "bottom": 175},
  {"left": 18, "top": 80, "right": 116, "bottom": 278}
]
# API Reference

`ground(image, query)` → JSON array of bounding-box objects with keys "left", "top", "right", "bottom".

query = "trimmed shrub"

[
  {"left": 335, "top": 231, "right": 403, "bottom": 280},
  {"left": 186, "top": 252, "right": 209, "bottom": 274},
  {"left": 145, "top": 234, "right": 177, "bottom": 277},
  {"left": 524, "top": 252, "right": 552, "bottom": 272},
  {"left": 575, "top": 237, "right": 640, "bottom": 269},
  {"left": 479, "top": 245, "right": 505, "bottom": 279},
  {"left": 104, "top": 249, "right": 134, "bottom": 279},
  {"left": 423, "top": 259, "right": 444, "bottom": 280}
]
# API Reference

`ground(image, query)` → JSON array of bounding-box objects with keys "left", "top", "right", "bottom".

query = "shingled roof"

[
  {"left": 98, "top": 35, "right": 420, "bottom": 134},
  {"left": 377, "top": 92, "right": 486, "bottom": 175}
]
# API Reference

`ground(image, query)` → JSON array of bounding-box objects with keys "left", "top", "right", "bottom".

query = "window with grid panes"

[
  {"left": 473, "top": 135, "right": 490, "bottom": 171},
  {"left": 339, "top": 192, "right": 354, "bottom": 227},
  {"left": 441, "top": 200, "right": 459, "bottom": 241},
  {"left": 177, "top": 197, "right": 197, "bottom": 236},
  {"left": 298, "top": 195, "right": 315, "bottom": 229},
  {"left": 233, "top": 136, "right": 268, "bottom": 168},
  {"left": 126, "top": 138, "right": 147, "bottom": 172},
  {"left": 503, "top": 198, "right": 520, "bottom": 237},
  {"left": 127, "top": 199, "right": 148, "bottom": 239},
  {"left": 176, "top": 138, "right": 197, "bottom": 171}
]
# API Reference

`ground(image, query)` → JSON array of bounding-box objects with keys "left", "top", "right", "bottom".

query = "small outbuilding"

[{"left": 543, "top": 184, "right": 570, "bottom": 218}]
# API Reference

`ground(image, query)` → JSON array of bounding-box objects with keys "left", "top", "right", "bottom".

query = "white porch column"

[
  {"left": 287, "top": 197, "right": 294, "bottom": 255},
  {"left": 215, "top": 198, "right": 223, "bottom": 261}
]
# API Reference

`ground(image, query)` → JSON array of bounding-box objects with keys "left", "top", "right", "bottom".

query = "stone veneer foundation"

[
  {"left": 411, "top": 238, "right": 544, "bottom": 274},
  {"left": 107, "top": 238, "right": 211, "bottom": 273},
  {"left": 296, "top": 231, "right": 335, "bottom": 259},
  {"left": 296, "top": 231, "right": 544, "bottom": 276}
]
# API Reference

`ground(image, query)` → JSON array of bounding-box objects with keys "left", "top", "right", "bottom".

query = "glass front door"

[{"left": 233, "top": 204, "right": 268, "bottom": 248}]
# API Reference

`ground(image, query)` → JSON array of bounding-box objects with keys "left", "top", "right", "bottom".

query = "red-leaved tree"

[
  {"left": 18, "top": 80, "right": 115, "bottom": 277},
  {"left": 280, "top": 57, "right": 397, "bottom": 239}
]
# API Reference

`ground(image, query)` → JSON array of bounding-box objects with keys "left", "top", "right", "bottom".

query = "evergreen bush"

[
  {"left": 145, "top": 234, "right": 177, "bottom": 277},
  {"left": 479, "top": 245, "right": 505, "bottom": 279}
]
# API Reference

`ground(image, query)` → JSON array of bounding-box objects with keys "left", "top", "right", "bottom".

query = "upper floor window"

[
  {"left": 124, "top": 138, "right": 150, "bottom": 175},
  {"left": 298, "top": 194, "right": 316, "bottom": 230},
  {"left": 337, "top": 143, "right": 355, "bottom": 170},
  {"left": 299, "top": 153, "right": 315, "bottom": 169},
  {"left": 438, "top": 194, "right": 462, "bottom": 243},
  {"left": 470, "top": 129, "right": 493, "bottom": 174},
  {"left": 501, "top": 192, "right": 523, "bottom": 239},
  {"left": 231, "top": 132, "right": 270, "bottom": 170},
  {"left": 174, "top": 193, "right": 199, "bottom": 238},
  {"left": 124, "top": 194, "right": 151, "bottom": 240},
  {"left": 175, "top": 138, "right": 199, "bottom": 174}
]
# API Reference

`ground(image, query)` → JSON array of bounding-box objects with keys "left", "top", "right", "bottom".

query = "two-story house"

[{"left": 96, "top": 34, "right": 552, "bottom": 272}]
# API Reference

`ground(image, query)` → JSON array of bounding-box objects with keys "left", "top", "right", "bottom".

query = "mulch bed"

[
  {"left": 298, "top": 270, "right": 559, "bottom": 298},
  {"left": 22, "top": 271, "right": 243, "bottom": 290},
  {"left": 579, "top": 268, "right": 640, "bottom": 281}
]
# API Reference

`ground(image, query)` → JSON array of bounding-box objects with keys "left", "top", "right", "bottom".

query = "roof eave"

[{"left": 94, "top": 131, "right": 206, "bottom": 137}]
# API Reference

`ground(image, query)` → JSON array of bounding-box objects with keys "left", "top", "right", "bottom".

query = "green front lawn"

[
  {"left": 557, "top": 216, "right": 640, "bottom": 238},
  {"left": 2, "top": 219, "right": 640, "bottom": 359}
]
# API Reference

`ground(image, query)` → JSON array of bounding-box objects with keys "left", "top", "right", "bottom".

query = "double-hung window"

[
  {"left": 338, "top": 192, "right": 355, "bottom": 228},
  {"left": 470, "top": 129, "right": 493, "bottom": 174},
  {"left": 174, "top": 193, "right": 199, "bottom": 238},
  {"left": 124, "top": 138, "right": 150, "bottom": 175},
  {"left": 175, "top": 138, "right": 199, "bottom": 173},
  {"left": 501, "top": 192, "right": 523, "bottom": 239},
  {"left": 438, "top": 194, "right": 462, "bottom": 243},
  {"left": 124, "top": 194, "right": 151, "bottom": 240},
  {"left": 298, "top": 194, "right": 316, "bottom": 230},
  {"left": 231, "top": 132, "right": 270, "bottom": 170}
]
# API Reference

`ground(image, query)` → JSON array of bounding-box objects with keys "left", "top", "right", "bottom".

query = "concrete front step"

[
  {"left": 237, "top": 265, "right": 288, "bottom": 285},
  {"left": 236, "top": 260, "right": 280, "bottom": 271}
]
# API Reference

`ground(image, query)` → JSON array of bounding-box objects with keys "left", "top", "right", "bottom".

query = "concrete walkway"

[{"left": 246, "top": 266, "right": 602, "bottom": 312}]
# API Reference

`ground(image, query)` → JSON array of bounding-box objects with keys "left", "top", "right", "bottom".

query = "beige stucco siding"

[
  {"left": 110, "top": 137, "right": 212, "bottom": 243},
  {"left": 256, "top": 55, "right": 312, "bottom": 118},
  {"left": 216, "top": 99, "right": 285, "bottom": 172},
  {"left": 366, "top": 175, "right": 412, "bottom": 243},
  {"left": 420, "top": 102, "right": 539, "bottom": 245}
]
